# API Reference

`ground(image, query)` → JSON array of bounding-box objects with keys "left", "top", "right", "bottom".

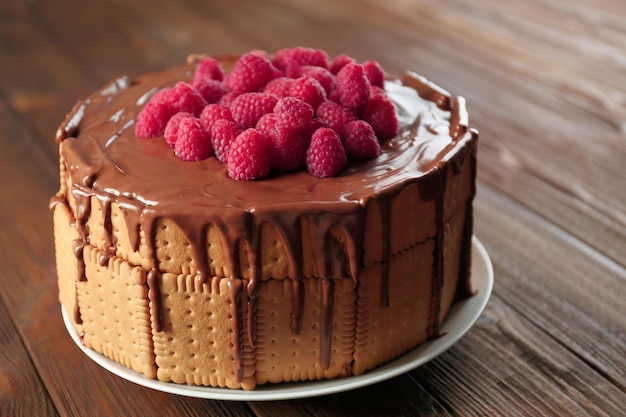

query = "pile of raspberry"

[{"left": 135, "top": 47, "right": 399, "bottom": 180}]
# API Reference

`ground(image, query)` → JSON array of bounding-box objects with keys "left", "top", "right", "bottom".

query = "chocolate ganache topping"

[{"left": 53, "top": 55, "right": 477, "bottom": 375}]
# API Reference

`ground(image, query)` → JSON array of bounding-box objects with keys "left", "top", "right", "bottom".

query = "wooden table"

[{"left": 1, "top": 0, "right": 624, "bottom": 415}]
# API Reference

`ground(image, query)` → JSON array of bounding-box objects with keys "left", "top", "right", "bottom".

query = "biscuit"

[
  {"left": 152, "top": 274, "right": 256, "bottom": 390},
  {"left": 76, "top": 246, "right": 156, "bottom": 378},
  {"left": 254, "top": 277, "right": 357, "bottom": 384}
]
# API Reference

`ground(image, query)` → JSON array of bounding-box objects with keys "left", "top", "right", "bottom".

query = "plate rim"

[{"left": 62, "top": 236, "right": 493, "bottom": 401}]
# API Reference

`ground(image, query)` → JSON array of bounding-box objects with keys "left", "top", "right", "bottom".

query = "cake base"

[{"left": 61, "top": 237, "right": 492, "bottom": 401}]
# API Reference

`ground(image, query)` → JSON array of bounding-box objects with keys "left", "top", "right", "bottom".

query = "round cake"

[{"left": 50, "top": 48, "right": 478, "bottom": 390}]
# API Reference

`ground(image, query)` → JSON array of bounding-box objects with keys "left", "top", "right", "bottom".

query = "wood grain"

[
  {"left": 0, "top": 298, "right": 58, "bottom": 417},
  {"left": 0, "top": 0, "right": 624, "bottom": 415}
]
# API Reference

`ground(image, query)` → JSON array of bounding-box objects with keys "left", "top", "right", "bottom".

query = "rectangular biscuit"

[
  {"left": 254, "top": 277, "right": 357, "bottom": 385},
  {"left": 152, "top": 274, "right": 256, "bottom": 390},
  {"left": 76, "top": 246, "right": 156, "bottom": 379},
  {"left": 354, "top": 239, "right": 434, "bottom": 375},
  {"left": 53, "top": 202, "right": 82, "bottom": 333}
]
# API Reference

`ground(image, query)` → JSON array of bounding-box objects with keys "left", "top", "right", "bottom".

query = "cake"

[{"left": 50, "top": 48, "right": 478, "bottom": 390}]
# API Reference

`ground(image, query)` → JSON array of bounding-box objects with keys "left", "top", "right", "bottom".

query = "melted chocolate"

[{"left": 53, "top": 55, "right": 477, "bottom": 377}]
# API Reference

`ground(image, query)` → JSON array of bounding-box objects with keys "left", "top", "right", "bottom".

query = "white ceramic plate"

[{"left": 63, "top": 236, "right": 493, "bottom": 401}]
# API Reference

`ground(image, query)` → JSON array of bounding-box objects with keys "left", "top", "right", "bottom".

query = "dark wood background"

[{"left": 1, "top": 0, "right": 624, "bottom": 415}]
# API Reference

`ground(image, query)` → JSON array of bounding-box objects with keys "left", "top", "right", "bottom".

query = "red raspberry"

[
  {"left": 135, "top": 83, "right": 206, "bottom": 138},
  {"left": 362, "top": 93, "right": 399, "bottom": 139},
  {"left": 194, "top": 57, "right": 224, "bottom": 81},
  {"left": 230, "top": 92, "right": 278, "bottom": 128},
  {"left": 211, "top": 119, "right": 242, "bottom": 163},
  {"left": 273, "top": 47, "right": 329, "bottom": 78},
  {"left": 289, "top": 77, "right": 327, "bottom": 110},
  {"left": 164, "top": 112, "right": 193, "bottom": 147},
  {"left": 174, "top": 117, "right": 214, "bottom": 161},
  {"left": 370, "top": 85, "right": 386, "bottom": 98},
  {"left": 263, "top": 77, "right": 294, "bottom": 98},
  {"left": 267, "top": 122, "right": 310, "bottom": 172},
  {"left": 199, "top": 104, "right": 232, "bottom": 133},
  {"left": 135, "top": 100, "right": 174, "bottom": 138},
  {"left": 315, "top": 101, "right": 358, "bottom": 134},
  {"left": 363, "top": 60, "right": 385, "bottom": 89},
  {"left": 227, "top": 129, "right": 272, "bottom": 181},
  {"left": 169, "top": 82, "right": 207, "bottom": 116},
  {"left": 307, "top": 117, "right": 330, "bottom": 135},
  {"left": 306, "top": 128, "right": 347, "bottom": 178},
  {"left": 336, "top": 63, "right": 371, "bottom": 114},
  {"left": 342, "top": 120, "right": 381, "bottom": 159},
  {"left": 329, "top": 54, "right": 356, "bottom": 74},
  {"left": 189, "top": 78, "right": 228, "bottom": 103},
  {"left": 218, "top": 92, "right": 240, "bottom": 108},
  {"left": 296, "top": 66, "right": 336, "bottom": 95},
  {"left": 224, "top": 52, "right": 280, "bottom": 93},
  {"left": 248, "top": 49, "right": 271, "bottom": 59},
  {"left": 255, "top": 113, "right": 279, "bottom": 137},
  {"left": 273, "top": 97, "right": 314, "bottom": 132}
]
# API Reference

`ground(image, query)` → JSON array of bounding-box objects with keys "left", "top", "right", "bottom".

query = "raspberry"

[
  {"left": 255, "top": 113, "right": 279, "bottom": 137},
  {"left": 170, "top": 82, "right": 208, "bottom": 116},
  {"left": 211, "top": 119, "right": 242, "bottom": 163},
  {"left": 263, "top": 77, "right": 294, "bottom": 98},
  {"left": 363, "top": 60, "right": 385, "bottom": 89},
  {"left": 362, "top": 93, "right": 399, "bottom": 139},
  {"left": 199, "top": 104, "right": 232, "bottom": 133},
  {"left": 218, "top": 92, "right": 240, "bottom": 108},
  {"left": 342, "top": 120, "right": 381, "bottom": 159},
  {"left": 227, "top": 129, "right": 272, "bottom": 180},
  {"left": 189, "top": 78, "right": 228, "bottom": 103},
  {"left": 135, "top": 100, "right": 174, "bottom": 138},
  {"left": 307, "top": 117, "right": 330, "bottom": 135},
  {"left": 273, "top": 47, "right": 329, "bottom": 78},
  {"left": 135, "top": 84, "right": 206, "bottom": 139},
  {"left": 174, "top": 117, "right": 214, "bottom": 161},
  {"left": 230, "top": 93, "right": 278, "bottom": 128},
  {"left": 336, "top": 63, "right": 371, "bottom": 114},
  {"left": 289, "top": 77, "right": 327, "bottom": 110},
  {"left": 267, "top": 122, "right": 310, "bottom": 172},
  {"left": 296, "top": 66, "right": 336, "bottom": 95},
  {"left": 194, "top": 57, "right": 224, "bottom": 81},
  {"left": 248, "top": 49, "right": 271, "bottom": 59},
  {"left": 370, "top": 85, "right": 386, "bottom": 98},
  {"left": 315, "top": 101, "right": 358, "bottom": 134},
  {"left": 306, "top": 128, "right": 347, "bottom": 178},
  {"left": 273, "top": 97, "right": 314, "bottom": 132},
  {"left": 164, "top": 112, "right": 193, "bottom": 147},
  {"left": 224, "top": 52, "right": 279, "bottom": 93},
  {"left": 329, "top": 54, "right": 356, "bottom": 75}
]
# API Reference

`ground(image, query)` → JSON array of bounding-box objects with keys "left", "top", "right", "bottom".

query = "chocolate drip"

[
  {"left": 72, "top": 239, "right": 87, "bottom": 324},
  {"left": 456, "top": 134, "right": 478, "bottom": 300},
  {"left": 170, "top": 215, "right": 210, "bottom": 283},
  {"left": 118, "top": 201, "right": 142, "bottom": 252},
  {"left": 291, "top": 279, "right": 304, "bottom": 334},
  {"left": 72, "top": 239, "right": 88, "bottom": 282},
  {"left": 320, "top": 279, "right": 335, "bottom": 370},
  {"left": 244, "top": 232, "right": 262, "bottom": 348},
  {"left": 147, "top": 268, "right": 163, "bottom": 332},
  {"left": 97, "top": 195, "right": 116, "bottom": 266},
  {"left": 246, "top": 279, "right": 260, "bottom": 349},
  {"left": 377, "top": 197, "right": 392, "bottom": 307},
  {"left": 226, "top": 278, "right": 244, "bottom": 382},
  {"left": 143, "top": 212, "right": 164, "bottom": 333},
  {"left": 424, "top": 167, "right": 448, "bottom": 338}
]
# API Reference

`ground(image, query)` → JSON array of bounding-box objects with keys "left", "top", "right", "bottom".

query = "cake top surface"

[{"left": 58, "top": 51, "right": 474, "bottom": 217}]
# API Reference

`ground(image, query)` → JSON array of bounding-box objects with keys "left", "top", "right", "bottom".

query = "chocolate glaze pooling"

[{"left": 54, "top": 55, "right": 477, "bottom": 379}]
